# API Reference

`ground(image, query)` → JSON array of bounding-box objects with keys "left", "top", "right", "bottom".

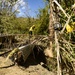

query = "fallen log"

[
  {"left": 0, "top": 40, "right": 36, "bottom": 68},
  {"left": 18, "top": 40, "right": 35, "bottom": 62}
]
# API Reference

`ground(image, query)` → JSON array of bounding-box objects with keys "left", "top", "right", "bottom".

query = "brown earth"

[{"left": 0, "top": 55, "right": 56, "bottom": 75}]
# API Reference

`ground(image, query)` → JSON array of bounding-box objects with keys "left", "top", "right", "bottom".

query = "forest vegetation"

[{"left": 0, "top": 0, "right": 75, "bottom": 75}]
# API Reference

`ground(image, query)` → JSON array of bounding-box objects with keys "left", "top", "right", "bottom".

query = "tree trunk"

[{"left": 48, "top": 0, "right": 54, "bottom": 57}]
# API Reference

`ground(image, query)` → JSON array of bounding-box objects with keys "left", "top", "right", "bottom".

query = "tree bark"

[{"left": 48, "top": 0, "right": 54, "bottom": 57}]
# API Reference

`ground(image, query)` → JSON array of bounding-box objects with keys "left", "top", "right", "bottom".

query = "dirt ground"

[{"left": 0, "top": 56, "right": 56, "bottom": 75}]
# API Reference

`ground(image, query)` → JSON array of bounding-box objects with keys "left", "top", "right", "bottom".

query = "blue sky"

[
  {"left": 27, "top": 0, "right": 45, "bottom": 17},
  {"left": 15, "top": 0, "right": 45, "bottom": 17}
]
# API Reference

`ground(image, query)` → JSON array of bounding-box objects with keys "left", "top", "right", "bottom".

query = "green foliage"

[
  {"left": 34, "top": 4, "right": 49, "bottom": 35},
  {"left": 0, "top": 0, "right": 50, "bottom": 35},
  {"left": 0, "top": 14, "right": 36, "bottom": 34},
  {"left": 0, "top": 0, "right": 74, "bottom": 36}
]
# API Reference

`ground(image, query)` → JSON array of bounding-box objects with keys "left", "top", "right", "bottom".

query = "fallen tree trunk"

[
  {"left": 18, "top": 41, "right": 35, "bottom": 62},
  {"left": 0, "top": 40, "right": 36, "bottom": 68}
]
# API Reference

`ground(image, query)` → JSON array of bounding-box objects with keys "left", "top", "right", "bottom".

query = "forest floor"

[
  {"left": 0, "top": 53, "right": 73, "bottom": 75},
  {"left": 0, "top": 35, "right": 74, "bottom": 75},
  {"left": 0, "top": 35, "right": 55, "bottom": 75},
  {"left": 0, "top": 55, "right": 56, "bottom": 75}
]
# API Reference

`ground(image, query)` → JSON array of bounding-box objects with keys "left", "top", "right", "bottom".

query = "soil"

[{"left": 0, "top": 55, "right": 56, "bottom": 75}]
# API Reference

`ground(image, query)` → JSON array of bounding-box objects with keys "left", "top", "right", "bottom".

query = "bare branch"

[
  {"left": 53, "top": 0, "right": 69, "bottom": 18},
  {"left": 55, "top": 31, "right": 62, "bottom": 75},
  {"left": 60, "top": 15, "right": 71, "bottom": 34}
]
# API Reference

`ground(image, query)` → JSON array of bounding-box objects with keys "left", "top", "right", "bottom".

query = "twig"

[
  {"left": 60, "top": 38, "right": 73, "bottom": 52},
  {"left": 0, "top": 50, "right": 12, "bottom": 56},
  {"left": 61, "top": 37, "right": 73, "bottom": 50},
  {"left": 60, "top": 46, "right": 73, "bottom": 57},
  {"left": 55, "top": 31, "right": 62, "bottom": 75},
  {"left": 60, "top": 15, "right": 71, "bottom": 34},
  {"left": 53, "top": 0, "right": 69, "bottom": 18},
  {"left": 5, "top": 48, "right": 19, "bottom": 61}
]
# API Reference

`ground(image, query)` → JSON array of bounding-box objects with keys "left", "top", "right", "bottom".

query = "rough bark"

[{"left": 48, "top": 0, "right": 54, "bottom": 57}]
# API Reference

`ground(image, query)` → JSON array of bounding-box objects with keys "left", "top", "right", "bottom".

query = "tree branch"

[{"left": 53, "top": 0, "right": 69, "bottom": 18}]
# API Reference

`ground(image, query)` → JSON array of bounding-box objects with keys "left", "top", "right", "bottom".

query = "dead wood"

[
  {"left": 60, "top": 16, "right": 71, "bottom": 34},
  {"left": 53, "top": 0, "right": 69, "bottom": 18},
  {"left": 55, "top": 31, "right": 62, "bottom": 75},
  {"left": 0, "top": 49, "right": 12, "bottom": 56},
  {"left": 0, "top": 40, "right": 36, "bottom": 68}
]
